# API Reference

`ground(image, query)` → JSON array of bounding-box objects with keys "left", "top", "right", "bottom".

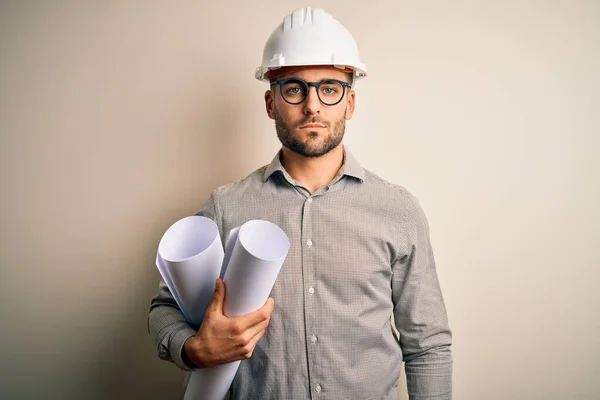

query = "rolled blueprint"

[
  {"left": 156, "top": 216, "right": 223, "bottom": 327},
  {"left": 222, "top": 220, "right": 290, "bottom": 316},
  {"left": 155, "top": 216, "right": 290, "bottom": 400}
]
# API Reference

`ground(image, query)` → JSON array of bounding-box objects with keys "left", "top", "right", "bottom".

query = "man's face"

[{"left": 265, "top": 66, "right": 356, "bottom": 158}]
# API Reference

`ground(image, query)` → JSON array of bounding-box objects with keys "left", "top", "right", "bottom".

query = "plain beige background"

[{"left": 1, "top": 1, "right": 598, "bottom": 399}]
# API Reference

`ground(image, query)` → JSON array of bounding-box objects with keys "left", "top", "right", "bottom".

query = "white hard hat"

[{"left": 255, "top": 7, "right": 367, "bottom": 81}]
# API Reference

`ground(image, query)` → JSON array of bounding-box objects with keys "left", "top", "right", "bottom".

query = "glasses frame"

[{"left": 270, "top": 78, "right": 351, "bottom": 106}]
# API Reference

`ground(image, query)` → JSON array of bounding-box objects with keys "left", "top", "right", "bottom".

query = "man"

[{"left": 149, "top": 7, "right": 452, "bottom": 400}]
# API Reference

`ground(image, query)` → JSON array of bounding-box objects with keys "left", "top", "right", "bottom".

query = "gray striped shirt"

[{"left": 149, "top": 149, "right": 452, "bottom": 400}]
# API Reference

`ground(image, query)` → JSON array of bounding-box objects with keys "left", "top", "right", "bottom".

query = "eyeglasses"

[{"left": 270, "top": 78, "right": 351, "bottom": 106}]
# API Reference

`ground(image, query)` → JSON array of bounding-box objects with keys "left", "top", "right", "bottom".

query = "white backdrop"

[{"left": 1, "top": 1, "right": 598, "bottom": 399}]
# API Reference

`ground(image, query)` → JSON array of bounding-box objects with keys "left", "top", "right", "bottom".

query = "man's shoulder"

[
  {"left": 362, "top": 168, "right": 418, "bottom": 204},
  {"left": 211, "top": 165, "right": 269, "bottom": 199},
  {"left": 361, "top": 168, "right": 430, "bottom": 226}
]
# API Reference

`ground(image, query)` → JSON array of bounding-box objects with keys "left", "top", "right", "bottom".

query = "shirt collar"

[{"left": 263, "top": 147, "right": 365, "bottom": 183}]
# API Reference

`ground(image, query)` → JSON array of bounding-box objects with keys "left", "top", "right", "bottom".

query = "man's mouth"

[{"left": 299, "top": 124, "right": 326, "bottom": 129}]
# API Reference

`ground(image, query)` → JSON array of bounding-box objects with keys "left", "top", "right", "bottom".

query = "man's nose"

[{"left": 303, "top": 86, "right": 321, "bottom": 115}]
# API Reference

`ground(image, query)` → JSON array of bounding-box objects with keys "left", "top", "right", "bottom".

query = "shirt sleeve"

[
  {"left": 391, "top": 193, "right": 453, "bottom": 399},
  {"left": 147, "top": 191, "right": 221, "bottom": 371}
]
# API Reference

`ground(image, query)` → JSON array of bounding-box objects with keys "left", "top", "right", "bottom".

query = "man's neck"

[{"left": 280, "top": 144, "right": 344, "bottom": 194}]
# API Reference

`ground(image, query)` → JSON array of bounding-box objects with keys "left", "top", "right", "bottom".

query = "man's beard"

[{"left": 274, "top": 107, "right": 345, "bottom": 158}]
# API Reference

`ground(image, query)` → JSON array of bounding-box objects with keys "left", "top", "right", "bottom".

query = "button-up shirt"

[{"left": 149, "top": 149, "right": 452, "bottom": 400}]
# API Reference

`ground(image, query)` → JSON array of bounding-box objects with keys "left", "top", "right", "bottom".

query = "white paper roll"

[
  {"left": 155, "top": 217, "right": 289, "bottom": 400},
  {"left": 156, "top": 216, "right": 224, "bottom": 327},
  {"left": 222, "top": 219, "right": 290, "bottom": 317}
]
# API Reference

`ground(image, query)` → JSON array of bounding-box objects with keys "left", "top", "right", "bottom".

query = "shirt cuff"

[{"left": 170, "top": 327, "right": 197, "bottom": 371}]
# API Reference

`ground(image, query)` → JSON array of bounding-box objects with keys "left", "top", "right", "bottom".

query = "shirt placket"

[{"left": 301, "top": 191, "right": 322, "bottom": 398}]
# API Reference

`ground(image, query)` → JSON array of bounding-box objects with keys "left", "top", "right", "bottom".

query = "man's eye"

[{"left": 287, "top": 87, "right": 302, "bottom": 94}]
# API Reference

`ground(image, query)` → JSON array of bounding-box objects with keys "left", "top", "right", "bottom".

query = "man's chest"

[{"left": 220, "top": 193, "right": 401, "bottom": 317}]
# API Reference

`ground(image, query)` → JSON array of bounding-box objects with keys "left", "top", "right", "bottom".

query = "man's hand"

[{"left": 183, "top": 278, "right": 275, "bottom": 368}]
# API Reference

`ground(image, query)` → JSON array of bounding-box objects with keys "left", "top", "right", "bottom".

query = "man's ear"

[
  {"left": 265, "top": 90, "right": 275, "bottom": 120},
  {"left": 345, "top": 90, "right": 356, "bottom": 120}
]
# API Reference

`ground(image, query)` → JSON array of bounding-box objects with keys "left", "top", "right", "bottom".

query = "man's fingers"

[
  {"left": 240, "top": 315, "right": 271, "bottom": 343},
  {"left": 264, "top": 297, "right": 275, "bottom": 313},
  {"left": 241, "top": 328, "right": 267, "bottom": 359},
  {"left": 236, "top": 297, "right": 275, "bottom": 331},
  {"left": 209, "top": 278, "right": 226, "bottom": 313}
]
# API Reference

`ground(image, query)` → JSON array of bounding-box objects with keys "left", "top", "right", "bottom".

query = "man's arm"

[
  {"left": 392, "top": 193, "right": 453, "bottom": 399},
  {"left": 147, "top": 192, "right": 221, "bottom": 370},
  {"left": 148, "top": 279, "right": 198, "bottom": 370}
]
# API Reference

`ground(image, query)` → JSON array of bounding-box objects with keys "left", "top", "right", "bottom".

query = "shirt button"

[
  {"left": 315, "top": 384, "right": 322, "bottom": 393},
  {"left": 308, "top": 286, "right": 314, "bottom": 294},
  {"left": 306, "top": 239, "right": 313, "bottom": 247},
  {"left": 307, "top": 197, "right": 313, "bottom": 203},
  {"left": 311, "top": 334, "right": 317, "bottom": 343}
]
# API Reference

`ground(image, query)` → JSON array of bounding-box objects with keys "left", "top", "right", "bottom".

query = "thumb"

[{"left": 210, "top": 278, "right": 226, "bottom": 314}]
